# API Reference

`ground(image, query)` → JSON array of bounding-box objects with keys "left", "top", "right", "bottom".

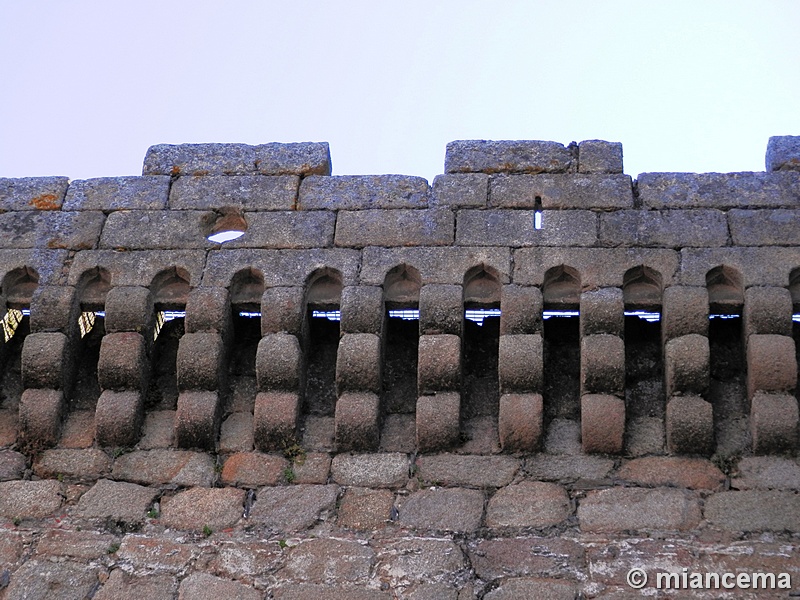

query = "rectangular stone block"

[
  {"left": 254, "top": 142, "right": 332, "bottom": 176},
  {"left": 300, "top": 175, "right": 430, "bottom": 209},
  {"left": 680, "top": 247, "right": 800, "bottom": 288},
  {"left": 416, "top": 392, "right": 460, "bottom": 452},
  {"left": 580, "top": 287, "right": 623, "bottom": 337},
  {"left": 335, "top": 209, "right": 453, "bottom": 248},
  {"left": 177, "top": 332, "right": 225, "bottom": 390},
  {"left": 578, "top": 487, "right": 701, "bottom": 532},
  {"left": 104, "top": 286, "right": 153, "bottom": 334},
  {"left": 340, "top": 285, "right": 384, "bottom": 334},
  {"left": 0, "top": 211, "right": 105, "bottom": 250},
  {"left": 498, "top": 334, "right": 543, "bottom": 393},
  {"left": 500, "top": 284, "right": 542, "bottom": 335},
  {"left": 489, "top": 173, "right": 633, "bottom": 209},
  {"left": 419, "top": 284, "right": 462, "bottom": 335},
  {"left": 456, "top": 209, "right": 597, "bottom": 247},
  {"left": 99, "top": 210, "right": 209, "bottom": 250},
  {"left": 431, "top": 173, "right": 488, "bottom": 207},
  {"left": 335, "top": 391, "right": 380, "bottom": 451},
  {"left": 169, "top": 175, "right": 298, "bottom": 210},
  {"left": 580, "top": 334, "right": 624, "bottom": 395},
  {"left": 185, "top": 286, "right": 231, "bottom": 334},
  {"left": 175, "top": 390, "right": 221, "bottom": 450},
  {"left": 581, "top": 394, "right": 625, "bottom": 454},
  {"left": 29, "top": 286, "right": 77, "bottom": 333},
  {"left": 499, "top": 393, "right": 543, "bottom": 452},
  {"left": 743, "top": 286, "right": 793, "bottom": 337},
  {"left": 418, "top": 334, "right": 461, "bottom": 393},
  {"left": 64, "top": 176, "right": 170, "bottom": 210},
  {"left": 336, "top": 333, "right": 381, "bottom": 394},
  {"left": 256, "top": 334, "right": 303, "bottom": 391},
  {"left": 746, "top": 334, "right": 797, "bottom": 398},
  {"left": 98, "top": 332, "right": 147, "bottom": 392},
  {"left": 665, "top": 334, "right": 710, "bottom": 396},
  {"left": 729, "top": 209, "right": 800, "bottom": 246},
  {"left": 445, "top": 140, "right": 574, "bottom": 174},
  {"left": 750, "top": 392, "right": 799, "bottom": 454},
  {"left": 254, "top": 391, "right": 300, "bottom": 451},
  {"left": 229, "top": 211, "right": 336, "bottom": 249},
  {"left": 67, "top": 249, "right": 206, "bottom": 288},
  {"left": 261, "top": 286, "right": 304, "bottom": 335},
  {"left": 638, "top": 171, "right": 800, "bottom": 209},
  {"left": 95, "top": 390, "right": 143, "bottom": 447},
  {"left": 599, "top": 209, "right": 729, "bottom": 247},
  {"left": 661, "top": 286, "right": 708, "bottom": 340},
  {"left": 19, "top": 389, "right": 63, "bottom": 447},
  {"left": 361, "top": 246, "right": 511, "bottom": 286},
  {"left": 666, "top": 395, "right": 714, "bottom": 456},
  {"left": 0, "top": 176, "right": 69, "bottom": 211},
  {"left": 578, "top": 140, "right": 624, "bottom": 174},
  {"left": 705, "top": 489, "right": 800, "bottom": 532},
  {"left": 21, "top": 332, "right": 70, "bottom": 390},
  {"left": 766, "top": 135, "right": 800, "bottom": 171}
]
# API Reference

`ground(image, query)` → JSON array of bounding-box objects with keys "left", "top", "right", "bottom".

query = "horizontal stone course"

[
  {"left": 728, "top": 208, "right": 800, "bottom": 246},
  {"left": 599, "top": 209, "right": 729, "bottom": 247},
  {"left": 169, "top": 174, "right": 298, "bottom": 210},
  {"left": 704, "top": 490, "right": 800, "bottom": 532},
  {"left": 456, "top": 209, "right": 598, "bottom": 247},
  {"left": 0, "top": 210, "right": 105, "bottom": 250},
  {"left": 415, "top": 454, "right": 519, "bottom": 488},
  {"left": 578, "top": 487, "right": 702, "bottom": 532},
  {"left": 73, "top": 479, "right": 157, "bottom": 522},
  {"left": 399, "top": 487, "right": 484, "bottom": 532},
  {"left": 0, "top": 480, "right": 62, "bottom": 519},
  {"left": 431, "top": 173, "right": 488, "bottom": 207},
  {"left": 111, "top": 449, "right": 216, "bottom": 487},
  {"left": 445, "top": 140, "right": 574, "bottom": 174},
  {"left": 249, "top": 484, "right": 339, "bottom": 532},
  {"left": 485, "top": 481, "right": 571, "bottom": 528},
  {"left": 489, "top": 173, "right": 633, "bottom": 209},
  {"left": 0, "top": 176, "right": 69, "bottom": 210},
  {"left": 64, "top": 176, "right": 170, "bottom": 210},
  {"left": 330, "top": 453, "right": 408, "bottom": 488},
  {"left": 335, "top": 209, "right": 453, "bottom": 248},
  {"left": 616, "top": 457, "right": 725, "bottom": 490},
  {"left": 300, "top": 175, "right": 430, "bottom": 209},
  {"left": 680, "top": 246, "right": 800, "bottom": 287},
  {"left": 161, "top": 487, "right": 245, "bottom": 531}
]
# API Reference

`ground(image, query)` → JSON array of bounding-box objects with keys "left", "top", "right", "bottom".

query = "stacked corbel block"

[
  {"left": 579, "top": 288, "right": 626, "bottom": 453},
  {"left": 743, "top": 286, "right": 798, "bottom": 452},
  {"left": 416, "top": 283, "right": 462, "bottom": 451},
  {"left": 497, "top": 284, "right": 544, "bottom": 451},
  {"left": 662, "top": 286, "right": 714, "bottom": 455}
]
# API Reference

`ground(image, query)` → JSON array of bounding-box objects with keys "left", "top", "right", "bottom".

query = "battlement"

[{"left": 0, "top": 136, "right": 798, "bottom": 459}]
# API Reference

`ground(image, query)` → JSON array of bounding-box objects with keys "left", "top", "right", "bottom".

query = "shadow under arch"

[
  {"left": 542, "top": 265, "right": 581, "bottom": 309},
  {"left": 623, "top": 265, "right": 663, "bottom": 310},
  {"left": 0, "top": 266, "right": 39, "bottom": 411},
  {"left": 706, "top": 265, "right": 744, "bottom": 313}
]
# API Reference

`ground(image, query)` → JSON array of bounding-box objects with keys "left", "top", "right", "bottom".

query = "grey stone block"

[
  {"left": 67, "top": 249, "right": 206, "bottom": 288},
  {"left": 104, "top": 286, "right": 153, "bottom": 334},
  {"left": 335, "top": 209, "right": 453, "bottom": 248},
  {"left": 75, "top": 479, "right": 158, "bottom": 522},
  {"left": 743, "top": 286, "right": 793, "bottom": 337},
  {"left": 21, "top": 332, "right": 71, "bottom": 390},
  {"left": 177, "top": 332, "right": 225, "bottom": 390},
  {"left": 254, "top": 142, "right": 332, "bottom": 175},
  {"left": 229, "top": 211, "right": 336, "bottom": 249},
  {"left": 500, "top": 284, "right": 542, "bottom": 335},
  {"left": 499, "top": 393, "right": 543, "bottom": 452},
  {"left": 29, "top": 285, "right": 77, "bottom": 333},
  {"left": 578, "top": 487, "right": 701, "bottom": 532},
  {"left": 580, "top": 334, "right": 624, "bottom": 395},
  {"left": 0, "top": 211, "right": 105, "bottom": 250},
  {"left": 175, "top": 390, "right": 221, "bottom": 450},
  {"left": 95, "top": 390, "right": 143, "bottom": 447},
  {"left": 340, "top": 285, "right": 384, "bottom": 334},
  {"left": 261, "top": 286, "right": 304, "bottom": 335},
  {"left": 256, "top": 334, "right": 303, "bottom": 391},
  {"left": 750, "top": 392, "right": 799, "bottom": 454},
  {"left": 418, "top": 334, "right": 460, "bottom": 393},
  {"left": 498, "top": 334, "right": 543, "bottom": 393},
  {"left": 445, "top": 140, "right": 574, "bottom": 174},
  {"left": 485, "top": 481, "right": 571, "bottom": 527},
  {"left": 419, "top": 284, "right": 462, "bottom": 335},
  {"left": 99, "top": 210, "right": 210, "bottom": 250},
  {"left": 581, "top": 394, "right": 625, "bottom": 454},
  {"left": 662, "top": 285, "right": 708, "bottom": 340},
  {"left": 185, "top": 286, "right": 231, "bottom": 334},
  {"left": 578, "top": 140, "right": 624, "bottom": 174},
  {"left": 330, "top": 452, "right": 408, "bottom": 488},
  {"left": 728, "top": 209, "right": 800, "bottom": 246},
  {"left": 666, "top": 395, "right": 714, "bottom": 456},
  {"left": 580, "top": 287, "right": 624, "bottom": 337},
  {"left": 18, "top": 389, "right": 63, "bottom": 448},
  {"left": 98, "top": 332, "right": 148, "bottom": 391},
  {"left": 0, "top": 176, "right": 69, "bottom": 211},
  {"left": 64, "top": 176, "right": 170, "bottom": 210},
  {"left": 705, "top": 490, "right": 800, "bottom": 531},
  {"left": 746, "top": 334, "right": 796, "bottom": 398},
  {"left": 249, "top": 484, "right": 340, "bottom": 532},
  {"left": 415, "top": 454, "right": 519, "bottom": 488},
  {"left": 680, "top": 247, "right": 800, "bottom": 288},
  {"left": 766, "top": 135, "right": 800, "bottom": 171},
  {"left": 254, "top": 391, "right": 300, "bottom": 451},
  {"left": 665, "top": 334, "right": 710, "bottom": 396},
  {"left": 599, "top": 209, "right": 729, "bottom": 248},
  {"left": 489, "top": 173, "right": 633, "bottom": 209},
  {"left": 416, "top": 392, "right": 460, "bottom": 451},
  {"left": 456, "top": 209, "right": 597, "bottom": 247},
  {"left": 431, "top": 173, "right": 488, "bottom": 207},
  {"left": 169, "top": 175, "right": 298, "bottom": 210},
  {"left": 336, "top": 333, "right": 382, "bottom": 394},
  {"left": 399, "top": 487, "right": 484, "bottom": 533},
  {"left": 300, "top": 175, "right": 430, "bottom": 209}
]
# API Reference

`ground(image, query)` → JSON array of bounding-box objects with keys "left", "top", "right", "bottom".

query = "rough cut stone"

[
  {"left": 0, "top": 480, "right": 62, "bottom": 519},
  {"left": 283, "top": 538, "right": 375, "bottom": 583},
  {"left": 112, "top": 449, "right": 215, "bottom": 486},
  {"left": 117, "top": 535, "right": 200, "bottom": 573},
  {"left": 456, "top": 209, "right": 597, "bottom": 247},
  {"left": 766, "top": 135, "right": 800, "bottom": 171},
  {"left": 580, "top": 287, "right": 624, "bottom": 337},
  {"left": 374, "top": 539, "right": 467, "bottom": 584},
  {"left": 431, "top": 173, "right": 488, "bottom": 207},
  {"left": 340, "top": 285, "right": 384, "bottom": 335},
  {"left": 330, "top": 453, "right": 409, "bottom": 488},
  {"left": 221, "top": 452, "right": 288, "bottom": 488},
  {"left": 704, "top": 490, "right": 800, "bottom": 532},
  {"left": 732, "top": 457, "right": 800, "bottom": 490},
  {"left": 94, "top": 569, "right": 177, "bottom": 600},
  {"left": 746, "top": 334, "right": 797, "bottom": 398},
  {"left": 337, "top": 487, "right": 394, "bottom": 530},
  {"left": 489, "top": 173, "right": 632, "bottom": 209},
  {"left": 64, "top": 176, "right": 170, "bottom": 210},
  {"left": 161, "top": 487, "right": 245, "bottom": 531},
  {"left": 750, "top": 392, "right": 799, "bottom": 453},
  {"left": 399, "top": 487, "right": 484, "bottom": 532},
  {"left": 666, "top": 395, "right": 714, "bottom": 456},
  {"left": 418, "top": 334, "right": 461, "bottom": 393},
  {"left": 18, "top": 388, "right": 63, "bottom": 447},
  {"left": 445, "top": 140, "right": 574, "bottom": 174},
  {"left": 599, "top": 209, "right": 729, "bottom": 247},
  {"left": 33, "top": 448, "right": 111, "bottom": 481},
  {"left": 415, "top": 454, "right": 519, "bottom": 488},
  {"left": 485, "top": 481, "right": 571, "bottom": 528},
  {"left": 177, "top": 572, "right": 261, "bottom": 600},
  {"left": 300, "top": 175, "right": 430, "bottom": 209},
  {"left": 334, "top": 392, "right": 380, "bottom": 451},
  {"left": 484, "top": 578, "right": 577, "bottom": 600},
  {"left": 743, "top": 285, "right": 793, "bottom": 337},
  {"left": 500, "top": 284, "right": 542, "bottom": 335},
  {"left": 21, "top": 331, "right": 70, "bottom": 390},
  {"left": 524, "top": 454, "right": 614, "bottom": 482},
  {"left": 249, "top": 484, "right": 339, "bottom": 532},
  {"left": 224, "top": 211, "right": 336, "bottom": 249},
  {"left": 35, "top": 529, "right": 119, "bottom": 561},
  {"left": 729, "top": 209, "right": 800, "bottom": 246},
  {"left": 665, "top": 334, "right": 710, "bottom": 396},
  {"left": 0, "top": 450, "right": 26, "bottom": 481},
  {"left": 335, "top": 209, "right": 453, "bottom": 248},
  {"left": 416, "top": 392, "right": 460, "bottom": 452},
  {"left": 498, "top": 334, "right": 543, "bottom": 393},
  {"left": 0, "top": 176, "right": 69, "bottom": 210},
  {"left": 581, "top": 394, "right": 625, "bottom": 454},
  {"left": 169, "top": 174, "right": 298, "bottom": 210},
  {"left": 74, "top": 479, "right": 158, "bottom": 522},
  {"left": 419, "top": 284, "right": 462, "bottom": 336},
  {"left": 335, "top": 333, "right": 382, "bottom": 394},
  {"left": 616, "top": 457, "right": 725, "bottom": 490},
  {"left": 272, "top": 585, "right": 391, "bottom": 600},
  {"left": 578, "top": 139, "right": 624, "bottom": 174},
  {"left": 578, "top": 487, "right": 701, "bottom": 532},
  {"left": 499, "top": 393, "right": 543, "bottom": 452},
  {"left": 2, "top": 560, "right": 98, "bottom": 600},
  {"left": 469, "top": 537, "right": 584, "bottom": 581}
]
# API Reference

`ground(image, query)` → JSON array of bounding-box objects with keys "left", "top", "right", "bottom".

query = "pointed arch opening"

[
  {"left": 71, "top": 268, "right": 111, "bottom": 411},
  {"left": 226, "top": 268, "right": 265, "bottom": 415},
  {"left": 1, "top": 267, "right": 39, "bottom": 411}
]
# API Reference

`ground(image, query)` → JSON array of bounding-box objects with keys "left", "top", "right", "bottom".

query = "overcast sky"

[{"left": 1, "top": 1, "right": 798, "bottom": 182}]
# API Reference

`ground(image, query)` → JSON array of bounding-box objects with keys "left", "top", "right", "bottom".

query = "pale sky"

[{"left": 1, "top": 1, "right": 798, "bottom": 182}]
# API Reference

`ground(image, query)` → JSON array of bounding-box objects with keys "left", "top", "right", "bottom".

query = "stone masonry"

[{"left": 0, "top": 136, "right": 798, "bottom": 598}]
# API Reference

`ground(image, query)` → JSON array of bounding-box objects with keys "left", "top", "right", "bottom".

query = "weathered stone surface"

[
  {"left": 418, "top": 334, "right": 460, "bottom": 393},
  {"left": 500, "top": 284, "right": 542, "bottom": 335},
  {"left": 0, "top": 480, "right": 62, "bottom": 519},
  {"left": 177, "top": 333, "right": 225, "bottom": 390},
  {"left": 337, "top": 487, "right": 394, "bottom": 530},
  {"left": 524, "top": 454, "right": 614, "bottom": 482},
  {"left": 254, "top": 142, "right": 332, "bottom": 176},
  {"left": 334, "top": 392, "right": 380, "bottom": 452},
  {"left": 3, "top": 560, "right": 98, "bottom": 600},
  {"left": 399, "top": 488, "right": 484, "bottom": 532},
  {"left": 104, "top": 285, "right": 153, "bottom": 334},
  {"left": 221, "top": 452, "right": 288, "bottom": 488},
  {"left": 283, "top": 538, "right": 375, "bottom": 583},
  {"left": 35, "top": 529, "right": 119, "bottom": 561},
  {"left": 416, "top": 392, "right": 461, "bottom": 452},
  {"left": 256, "top": 334, "right": 302, "bottom": 391},
  {"left": 175, "top": 390, "right": 221, "bottom": 451},
  {"left": 254, "top": 391, "right": 300, "bottom": 451},
  {"left": 374, "top": 539, "right": 467, "bottom": 584},
  {"left": 98, "top": 332, "right": 147, "bottom": 391},
  {"left": 578, "top": 487, "right": 701, "bottom": 532},
  {"left": 579, "top": 139, "right": 624, "bottom": 174},
  {"left": 18, "top": 388, "right": 63, "bottom": 447},
  {"left": 0, "top": 410, "right": 19, "bottom": 447},
  {"left": 581, "top": 394, "right": 625, "bottom": 454},
  {"left": 74, "top": 479, "right": 157, "bottom": 522},
  {"left": 766, "top": 135, "right": 800, "bottom": 171},
  {"left": 272, "top": 584, "right": 390, "bottom": 600},
  {"left": 600, "top": 209, "right": 729, "bottom": 247},
  {"left": 419, "top": 284, "right": 462, "bottom": 335},
  {"left": 743, "top": 285, "right": 793, "bottom": 337},
  {"left": 661, "top": 285, "right": 708, "bottom": 340},
  {"left": 177, "top": 572, "right": 261, "bottom": 600},
  {"left": 456, "top": 209, "right": 597, "bottom": 247},
  {"left": 330, "top": 453, "right": 408, "bottom": 488},
  {"left": 729, "top": 208, "right": 800, "bottom": 246},
  {"left": 665, "top": 334, "right": 709, "bottom": 396},
  {"left": 580, "top": 334, "right": 625, "bottom": 395},
  {"left": 750, "top": 392, "right": 799, "bottom": 453},
  {"left": 300, "top": 175, "right": 430, "bottom": 209},
  {"left": 117, "top": 534, "right": 200, "bottom": 572},
  {"left": 223, "top": 211, "right": 336, "bottom": 249},
  {"left": 340, "top": 285, "right": 384, "bottom": 334},
  {"left": 209, "top": 540, "right": 284, "bottom": 585},
  {"left": 431, "top": 173, "right": 488, "bottom": 207},
  {"left": 445, "top": 140, "right": 574, "bottom": 174},
  {"left": 139, "top": 410, "right": 175, "bottom": 449},
  {"left": 484, "top": 578, "right": 577, "bottom": 600},
  {"left": 469, "top": 537, "right": 584, "bottom": 581},
  {"left": 499, "top": 393, "right": 543, "bottom": 452},
  {"left": 161, "top": 487, "right": 245, "bottom": 531},
  {"left": 0, "top": 176, "right": 69, "bottom": 210},
  {"left": 28, "top": 284, "right": 77, "bottom": 333},
  {"left": 498, "top": 334, "right": 543, "bottom": 393},
  {"left": 218, "top": 412, "right": 253, "bottom": 453},
  {"left": 490, "top": 173, "right": 632, "bottom": 209},
  {"left": 638, "top": 171, "right": 800, "bottom": 208},
  {"left": 416, "top": 454, "right": 518, "bottom": 488},
  {"left": 704, "top": 490, "right": 800, "bottom": 532},
  {"left": 681, "top": 246, "right": 800, "bottom": 288},
  {"left": 486, "top": 481, "right": 571, "bottom": 528},
  {"left": 616, "top": 457, "right": 725, "bottom": 490},
  {"left": 261, "top": 286, "right": 304, "bottom": 335},
  {"left": 94, "top": 569, "right": 177, "bottom": 600},
  {"left": 732, "top": 457, "right": 800, "bottom": 490},
  {"left": 249, "top": 484, "right": 339, "bottom": 531},
  {"left": 335, "top": 333, "right": 382, "bottom": 394},
  {"left": 64, "top": 176, "right": 170, "bottom": 211},
  {"left": 0, "top": 450, "right": 26, "bottom": 481},
  {"left": 0, "top": 210, "right": 105, "bottom": 250},
  {"left": 99, "top": 210, "right": 214, "bottom": 250},
  {"left": 336, "top": 209, "right": 453, "bottom": 248},
  {"left": 580, "top": 287, "right": 624, "bottom": 337},
  {"left": 68, "top": 248, "right": 206, "bottom": 288},
  {"left": 33, "top": 448, "right": 111, "bottom": 480},
  {"left": 169, "top": 174, "right": 298, "bottom": 210},
  {"left": 666, "top": 395, "right": 715, "bottom": 456},
  {"left": 95, "top": 390, "right": 143, "bottom": 447},
  {"left": 112, "top": 449, "right": 215, "bottom": 486},
  {"left": 292, "top": 452, "right": 331, "bottom": 484},
  {"left": 746, "top": 334, "right": 797, "bottom": 398},
  {"left": 21, "top": 331, "right": 69, "bottom": 389}
]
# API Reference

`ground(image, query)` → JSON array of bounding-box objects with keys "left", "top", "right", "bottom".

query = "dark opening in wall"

[
  {"left": 791, "top": 268, "right": 800, "bottom": 402},
  {"left": 462, "top": 267, "right": 501, "bottom": 423},
  {"left": 542, "top": 266, "right": 581, "bottom": 423},
  {"left": 226, "top": 269, "right": 264, "bottom": 414},
  {"left": 70, "top": 268, "right": 110, "bottom": 412},
  {"left": 706, "top": 266, "right": 746, "bottom": 455},
  {"left": 303, "top": 269, "right": 342, "bottom": 419},
  {"left": 382, "top": 265, "right": 420, "bottom": 415},
  {"left": 0, "top": 267, "right": 37, "bottom": 411}
]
